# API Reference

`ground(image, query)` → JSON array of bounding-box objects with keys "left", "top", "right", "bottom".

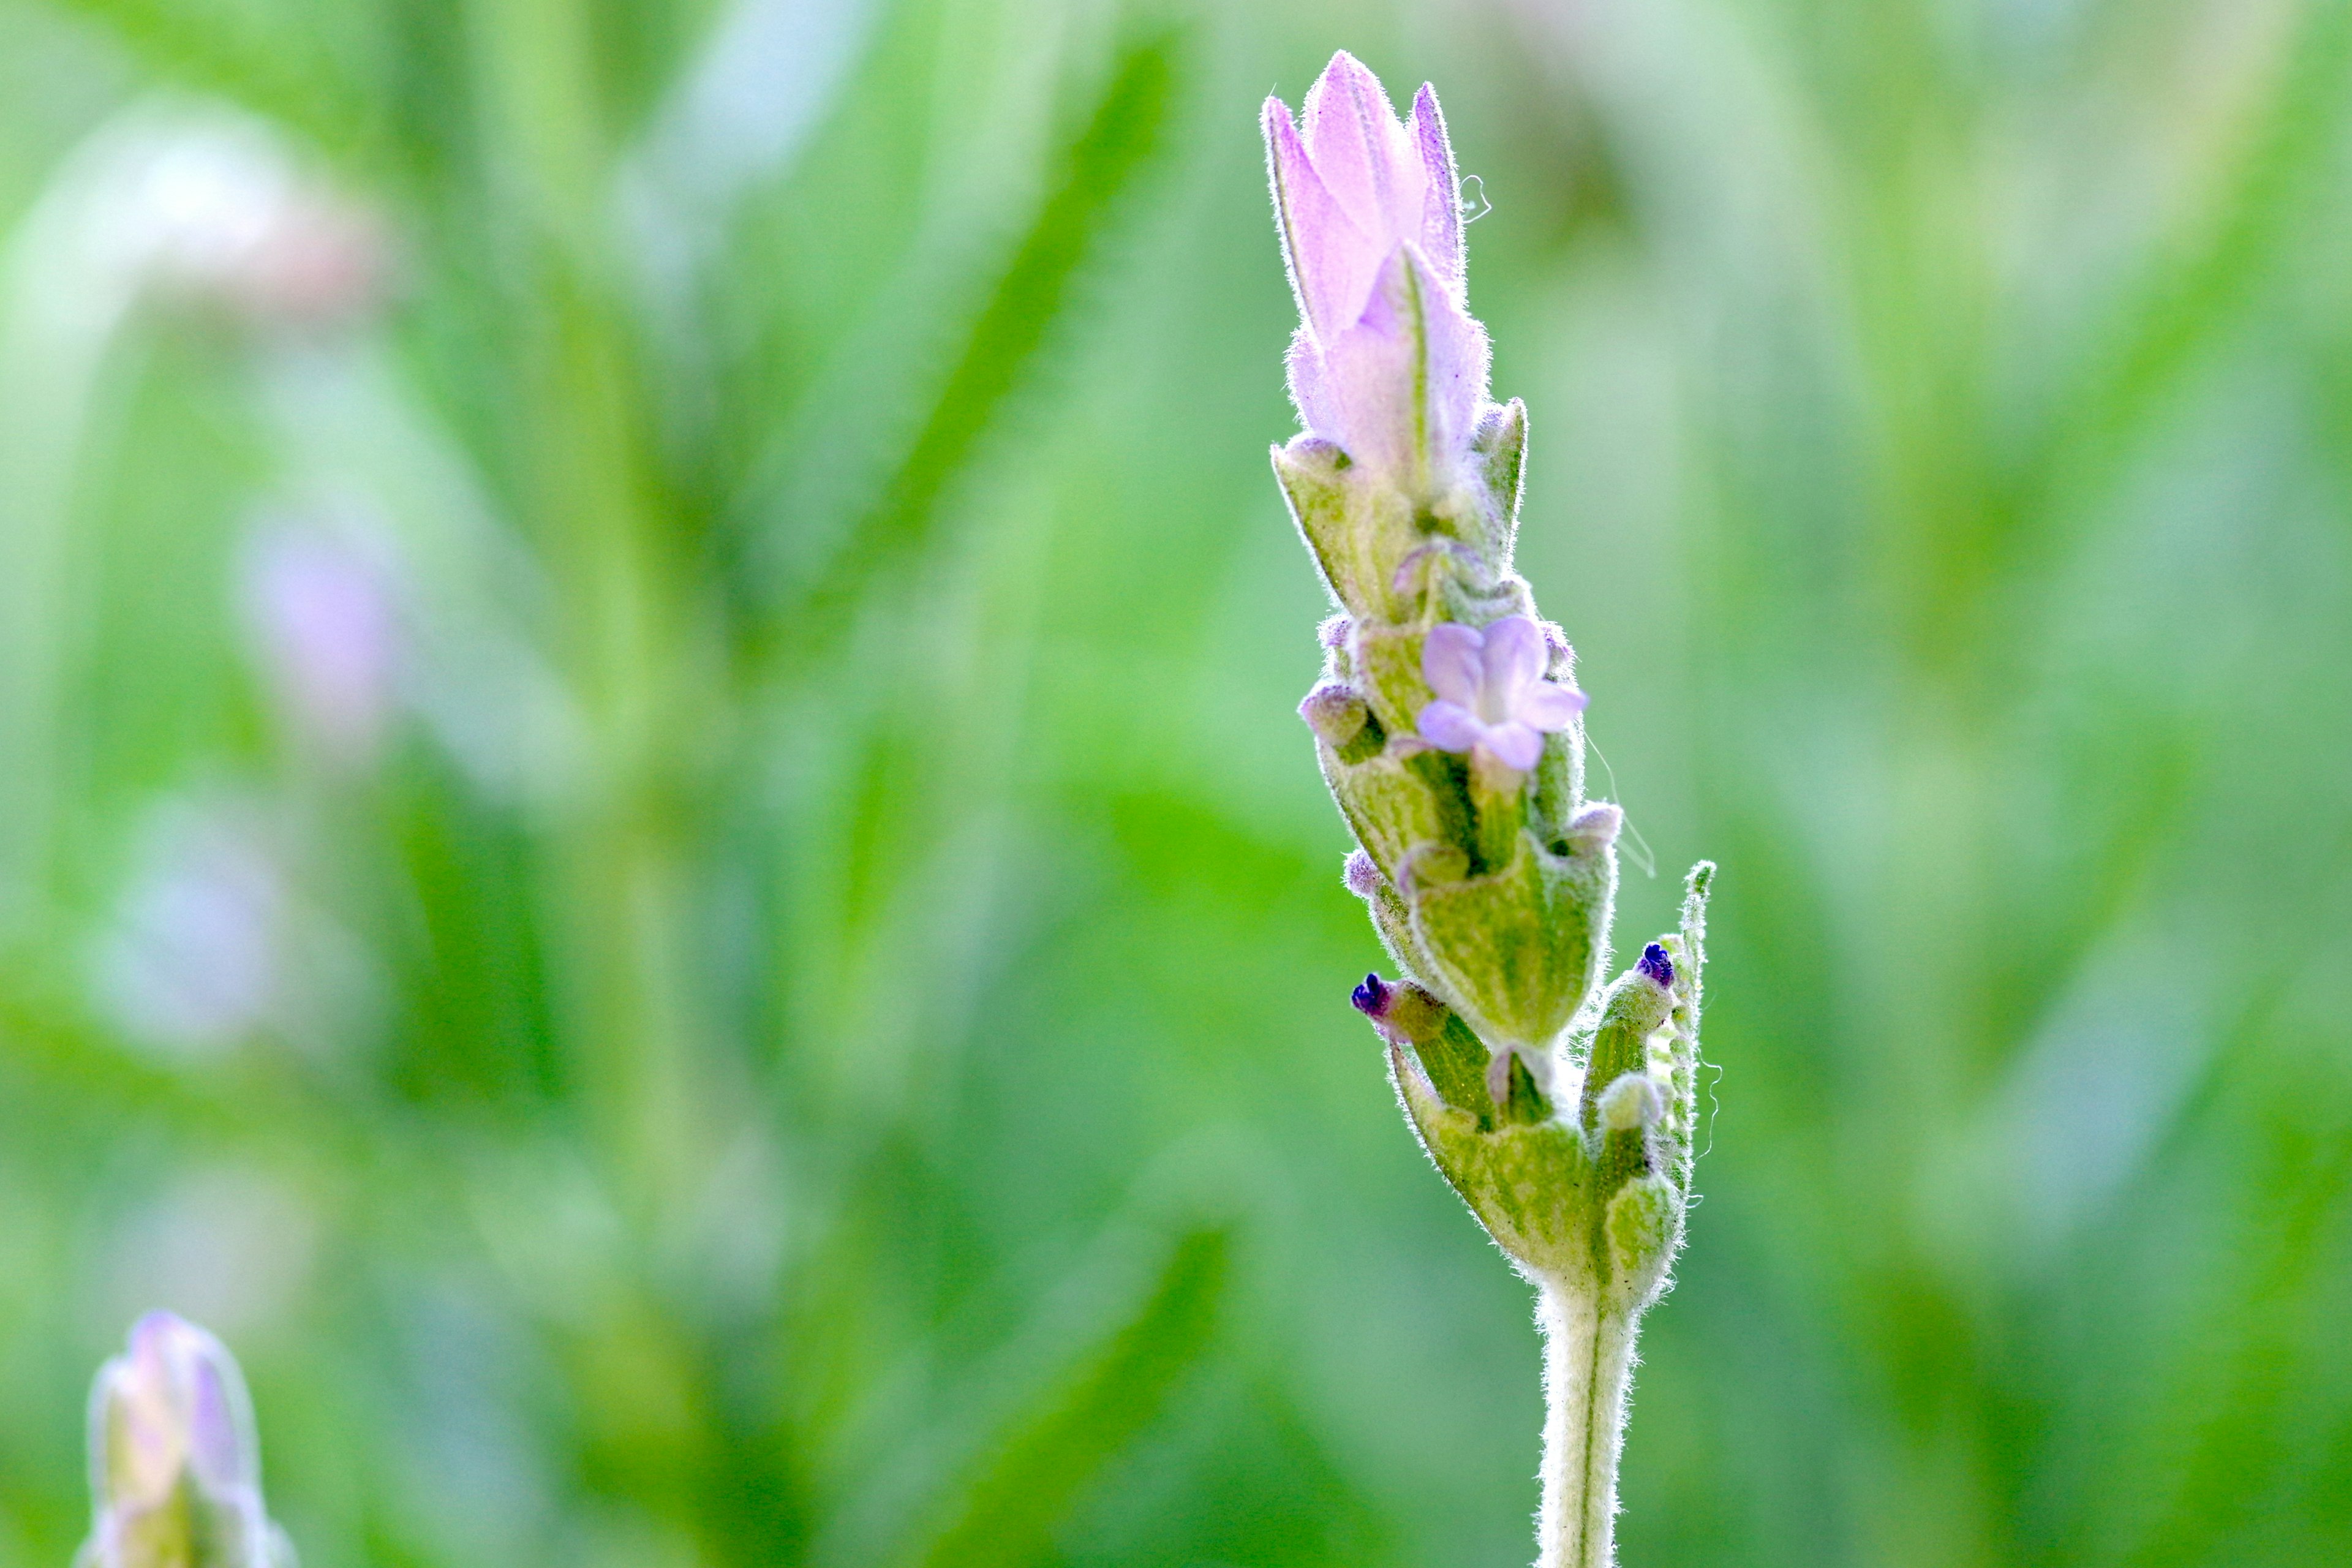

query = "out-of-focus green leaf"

[
  {"left": 42, "top": 0, "right": 376, "bottom": 156},
  {"left": 760, "top": 24, "right": 1185, "bottom": 664},
  {"left": 2045, "top": 0, "right": 2352, "bottom": 489},
  {"left": 902, "top": 1227, "right": 1228, "bottom": 1568}
]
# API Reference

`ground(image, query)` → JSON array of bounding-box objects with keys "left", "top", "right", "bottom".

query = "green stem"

[{"left": 1537, "top": 1285, "right": 1640, "bottom": 1568}]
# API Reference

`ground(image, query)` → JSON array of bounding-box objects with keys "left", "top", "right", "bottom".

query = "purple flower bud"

[
  {"left": 1637, "top": 943, "right": 1675, "bottom": 989},
  {"left": 1298, "top": 680, "right": 1370, "bottom": 748},
  {"left": 91, "top": 801, "right": 284, "bottom": 1056},
  {"left": 1265, "top": 54, "right": 1491, "bottom": 491},
  {"left": 1351, "top": 971, "right": 1392, "bottom": 1017},
  {"left": 1414, "top": 615, "right": 1588, "bottom": 771},
  {"left": 81, "top": 1311, "right": 287, "bottom": 1567},
  {"left": 238, "top": 518, "right": 402, "bottom": 765},
  {"left": 1342, "top": 850, "right": 1385, "bottom": 899},
  {"left": 1568, "top": 801, "right": 1623, "bottom": 849}
]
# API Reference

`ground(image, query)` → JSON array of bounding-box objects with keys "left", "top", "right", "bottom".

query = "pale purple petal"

[
  {"left": 1285, "top": 330, "right": 1339, "bottom": 440},
  {"left": 184, "top": 1352, "right": 249, "bottom": 1488},
  {"left": 1415, "top": 699, "right": 1483, "bottom": 753},
  {"left": 1485, "top": 720, "right": 1544, "bottom": 772},
  {"left": 1422, "top": 623, "right": 1485, "bottom": 706},
  {"left": 1414, "top": 257, "right": 1491, "bottom": 474},
  {"left": 1301, "top": 53, "right": 1423, "bottom": 249},
  {"left": 1321, "top": 267, "right": 1422, "bottom": 477},
  {"left": 1265, "top": 58, "right": 1490, "bottom": 489},
  {"left": 1326, "top": 246, "right": 1487, "bottom": 481},
  {"left": 1410, "top": 84, "right": 1463, "bottom": 291},
  {"left": 1481, "top": 616, "right": 1547, "bottom": 706},
  {"left": 1264, "top": 99, "right": 1376, "bottom": 339},
  {"left": 1519, "top": 681, "right": 1589, "bottom": 729}
]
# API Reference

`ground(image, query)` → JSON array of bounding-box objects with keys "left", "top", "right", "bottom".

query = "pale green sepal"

[
  {"left": 1407, "top": 828, "right": 1615, "bottom": 1050},
  {"left": 1574, "top": 970, "right": 1676, "bottom": 1136},
  {"left": 1271, "top": 439, "right": 1362, "bottom": 611},
  {"left": 1391, "top": 1038, "right": 1601, "bottom": 1284},
  {"left": 1271, "top": 439, "right": 1427, "bottom": 622},
  {"left": 1318, "top": 743, "right": 1468, "bottom": 887},
  {"left": 1604, "top": 1176, "right": 1680, "bottom": 1310},
  {"left": 1468, "top": 398, "right": 1526, "bottom": 563},
  {"left": 1347, "top": 620, "right": 1434, "bottom": 738},
  {"left": 1364, "top": 874, "right": 1428, "bottom": 984}
]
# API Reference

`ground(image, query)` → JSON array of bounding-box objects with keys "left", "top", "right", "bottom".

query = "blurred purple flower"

[
  {"left": 238, "top": 520, "right": 402, "bottom": 764},
  {"left": 1263, "top": 52, "right": 1490, "bottom": 489},
  {"left": 1416, "top": 616, "right": 1587, "bottom": 771},
  {"left": 84, "top": 1312, "right": 282, "bottom": 1568},
  {"left": 90, "top": 802, "right": 283, "bottom": 1055}
]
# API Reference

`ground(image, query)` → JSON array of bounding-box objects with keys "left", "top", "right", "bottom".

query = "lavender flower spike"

[
  {"left": 1263, "top": 51, "right": 1722, "bottom": 1568},
  {"left": 79, "top": 1313, "right": 295, "bottom": 1568},
  {"left": 1418, "top": 615, "right": 1588, "bottom": 771},
  {"left": 1264, "top": 53, "right": 1489, "bottom": 494}
]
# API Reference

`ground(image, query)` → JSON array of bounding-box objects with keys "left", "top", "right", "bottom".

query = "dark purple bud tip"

[
  {"left": 1351, "top": 972, "right": 1391, "bottom": 1017},
  {"left": 1638, "top": 943, "right": 1675, "bottom": 989}
]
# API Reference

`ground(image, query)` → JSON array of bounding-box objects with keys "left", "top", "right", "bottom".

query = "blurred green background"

[{"left": 2, "top": 0, "right": 2350, "bottom": 1564}]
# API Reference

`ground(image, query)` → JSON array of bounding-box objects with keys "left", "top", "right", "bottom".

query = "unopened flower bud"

[
  {"left": 1597, "top": 1071, "right": 1663, "bottom": 1133},
  {"left": 1567, "top": 801, "right": 1622, "bottom": 850},
  {"left": 1349, "top": 971, "right": 1453, "bottom": 1044},
  {"left": 80, "top": 1313, "right": 294, "bottom": 1568},
  {"left": 1298, "top": 681, "right": 1370, "bottom": 748}
]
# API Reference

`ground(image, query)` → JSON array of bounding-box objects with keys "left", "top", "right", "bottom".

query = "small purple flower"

[
  {"left": 238, "top": 519, "right": 402, "bottom": 765},
  {"left": 91, "top": 800, "right": 284, "bottom": 1056},
  {"left": 94, "top": 1312, "right": 262, "bottom": 1507},
  {"left": 1351, "top": 971, "right": 1392, "bottom": 1017},
  {"left": 1415, "top": 616, "right": 1588, "bottom": 772},
  {"left": 1637, "top": 943, "right": 1675, "bottom": 989},
  {"left": 1264, "top": 53, "right": 1490, "bottom": 489}
]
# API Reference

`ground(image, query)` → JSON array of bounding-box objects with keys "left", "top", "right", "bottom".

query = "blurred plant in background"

[
  {"left": 76, "top": 1314, "right": 294, "bottom": 1568},
  {"left": 0, "top": 3, "right": 2346, "bottom": 1568}
]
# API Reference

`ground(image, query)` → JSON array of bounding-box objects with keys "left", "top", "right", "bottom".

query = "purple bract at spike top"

[
  {"left": 1263, "top": 53, "right": 1491, "bottom": 494},
  {"left": 1416, "top": 616, "right": 1588, "bottom": 772}
]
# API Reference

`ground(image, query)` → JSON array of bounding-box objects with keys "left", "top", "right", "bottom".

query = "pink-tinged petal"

[
  {"left": 1285, "top": 330, "right": 1340, "bottom": 440},
  {"left": 1264, "top": 99, "right": 1376, "bottom": 339},
  {"left": 184, "top": 1353, "right": 249, "bottom": 1489},
  {"left": 1484, "top": 721, "right": 1544, "bottom": 772},
  {"left": 1327, "top": 245, "right": 1486, "bottom": 483},
  {"left": 1302, "top": 52, "right": 1423, "bottom": 247},
  {"left": 1415, "top": 699, "right": 1484, "bottom": 753},
  {"left": 1410, "top": 84, "right": 1463, "bottom": 291},
  {"left": 1412, "top": 249, "right": 1491, "bottom": 473},
  {"left": 1520, "top": 681, "right": 1589, "bottom": 729},
  {"left": 1422, "top": 622, "right": 1485, "bottom": 706},
  {"left": 1481, "top": 615, "right": 1547, "bottom": 704},
  {"left": 1321, "top": 279, "right": 1420, "bottom": 477}
]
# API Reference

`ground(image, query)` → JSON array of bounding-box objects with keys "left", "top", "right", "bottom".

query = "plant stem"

[{"left": 1537, "top": 1284, "right": 1640, "bottom": 1568}]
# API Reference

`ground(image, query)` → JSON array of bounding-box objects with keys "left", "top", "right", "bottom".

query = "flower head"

[
  {"left": 83, "top": 1312, "right": 288, "bottom": 1568},
  {"left": 1264, "top": 53, "right": 1490, "bottom": 491},
  {"left": 1415, "top": 615, "right": 1587, "bottom": 771}
]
